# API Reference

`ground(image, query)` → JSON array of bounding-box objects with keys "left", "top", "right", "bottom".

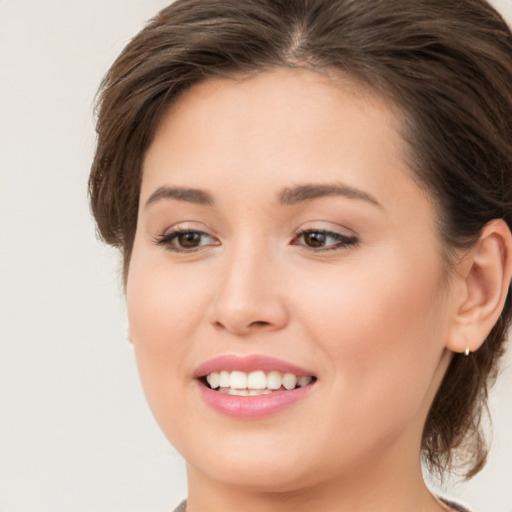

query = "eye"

[
  {"left": 292, "top": 229, "right": 358, "bottom": 251},
  {"left": 154, "top": 229, "right": 219, "bottom": 252}
]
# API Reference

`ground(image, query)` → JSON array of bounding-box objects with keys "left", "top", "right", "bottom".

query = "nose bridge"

[{"left": 210, "top": 235, "right": 287, "bottom": 334}]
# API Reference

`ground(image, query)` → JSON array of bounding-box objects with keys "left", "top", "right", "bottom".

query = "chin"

[
  {"left": 178, "top": 429, "right": 334, "bottom": 494},
  {"left": 194, "top": 456, "right": 320, "bottom": 493}
]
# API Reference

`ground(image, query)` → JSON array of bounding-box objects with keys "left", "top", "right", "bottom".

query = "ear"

[
  {"left": 446, "top": 219, "right": 512, "bottom": 354},
  {"left": 126, "top": 322, "right": 133, "bottom": 344}
]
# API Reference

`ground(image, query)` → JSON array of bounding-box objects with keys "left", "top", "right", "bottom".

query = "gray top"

[{"left": 172, "top": 501, "right": 187, "bottom": 512}]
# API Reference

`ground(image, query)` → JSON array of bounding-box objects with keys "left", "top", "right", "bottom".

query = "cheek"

[
  {"left": 127, "top": 252, "right": 212, "bottom": 346},
  {"left": 125, "top": 254, "right": 214, "bottom": 418},
  {"left": 293, "top": 249, "right": 448, "bottom": 407}
]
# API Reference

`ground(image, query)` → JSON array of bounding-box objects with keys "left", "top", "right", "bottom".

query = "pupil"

[
  {"left": 305, "top": 232, "right": 325, "bottom": 247},
  {"left": 179, "top": 232, "right": 200, "bottom": 247}
]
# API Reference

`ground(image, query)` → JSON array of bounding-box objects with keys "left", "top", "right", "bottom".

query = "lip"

[
  {"left": 197, "top": 382, "right": 313, "bottom": 419},
  {"left": 194, "top": 354, "right": 315, "bottom": 378},
  {"left": 195, "top": 354, "right": 316, "bottom": 419}
]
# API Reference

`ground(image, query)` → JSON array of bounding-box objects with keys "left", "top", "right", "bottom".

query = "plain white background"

[{"left": 0, "top": 1, "right": 511, "bottom": 511}]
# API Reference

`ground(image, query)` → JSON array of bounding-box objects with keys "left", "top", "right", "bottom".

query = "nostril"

[
  {"left": 249, "top": 321, "right": 271, "bottom": 328},
  {"left": 212, "top": 319, "right": 271, "bottom": 333}
]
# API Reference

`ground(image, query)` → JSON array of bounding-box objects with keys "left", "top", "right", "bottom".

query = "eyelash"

[
  {"left": 153, "top": 228, "right": 358, "bottom": 253},
  {"left": 291, "top": 229, "right": 358, "bottom": 252},
  {"left": 153, "top": 229, "right": 219, "bottom": 253}
]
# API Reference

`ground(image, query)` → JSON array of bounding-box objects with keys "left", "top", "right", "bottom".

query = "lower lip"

[{"left": 197, "top": 382, "right": 313, "bottom": 419}]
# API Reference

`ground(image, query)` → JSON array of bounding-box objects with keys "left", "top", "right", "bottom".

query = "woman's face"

[{"left": 127, "top": 69, "right": 457, "bottom": 492}]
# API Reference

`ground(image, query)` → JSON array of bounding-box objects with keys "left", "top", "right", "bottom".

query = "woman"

[{"left": 89, "top": 0, "right": 512, "bottom": 510}]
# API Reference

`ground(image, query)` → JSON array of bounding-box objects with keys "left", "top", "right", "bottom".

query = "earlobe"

[
  {"left": 126, "top": 323, "right": 133, "bottom": 344},
  {"left": 446, "top": 219, "right": 512, "bottom": 354}
]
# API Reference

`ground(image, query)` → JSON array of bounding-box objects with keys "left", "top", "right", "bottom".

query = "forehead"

[{"left": 142, "top": 68, "right": 409, "bottom": 195}]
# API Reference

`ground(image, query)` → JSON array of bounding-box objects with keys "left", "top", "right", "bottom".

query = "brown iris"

[
  {"left": 303, "top": 231, "right": 327, "bottom": 248},
  {"left": 178, "top": 231, "right": 202, "bottom": 248}
]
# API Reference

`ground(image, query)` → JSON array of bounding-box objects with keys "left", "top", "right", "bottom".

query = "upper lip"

[{"left": 194, "top": 354, "right": 316, "bottom": 378}]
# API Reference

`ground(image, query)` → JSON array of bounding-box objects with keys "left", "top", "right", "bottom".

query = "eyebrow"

[
  {"left": 145, "top": 182, "right": 382, "bottom": 210},
  {"left": 145, "top": 186, "right": 214, "bottom": 208},
  {"left": 279, "top": 183, "right": 383, "bottom": 208}
]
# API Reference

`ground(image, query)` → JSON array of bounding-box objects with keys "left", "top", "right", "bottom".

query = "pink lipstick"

[
  {"left": 195, "top": 354, "right": 314, "bottom": 377},
  {"left": 195, "top": 355, "right": 317, "bottom": 419}
]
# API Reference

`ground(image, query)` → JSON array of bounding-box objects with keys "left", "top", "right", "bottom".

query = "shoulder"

[{"left": 171, "top": 500, "right": 187, "bottom": 512}]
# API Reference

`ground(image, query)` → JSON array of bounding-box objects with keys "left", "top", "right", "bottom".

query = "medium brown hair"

[{"left": 89, "top": 0, "right": 512, "bottom": 478}]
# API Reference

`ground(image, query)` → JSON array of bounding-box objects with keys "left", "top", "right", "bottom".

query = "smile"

[
  {"left": 204, "top": 370, "right": 315, "bottom": 395},
  {"left": 195, "top": 355, "right": 317, "bottom": 418}
]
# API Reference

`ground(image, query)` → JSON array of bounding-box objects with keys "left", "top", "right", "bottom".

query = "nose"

[{"left": 208, "top": 243, "right": 289, "bottom": 336}]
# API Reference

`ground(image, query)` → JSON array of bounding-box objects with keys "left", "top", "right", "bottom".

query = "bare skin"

[{"left": 127, "top": 69, "right": 512, "bottom": 512}]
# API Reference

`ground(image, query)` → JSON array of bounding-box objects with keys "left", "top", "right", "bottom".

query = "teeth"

[
  {"left": 247, "top": 370, "right": 266, "bottom": 389},
  {"left": 218, "top": 388, "right": 274, "bottom": 396},
  {"left": 230, "top": 371, "right": 247, "bottom": 389},
  {"left": 227, "top": 388, "right": 249, "bottom": 396},
  {"left": 249, "top": 389, "right": 272, "bottom": 396},
  {"left": 267, "top": 371, "right": 282, "bottom": 390},
  {"left": 297, "top": 376, "right": 313, "bottom": 387},
  {"left": 219, "top": 370, "right": 230, "bottom": 387},
  {"left": 282, "top": 373, "right": 297, "bottom": 390},
  {"left": 204, "top": 370, "right": 314, "bottom": 392},
  {"left": 207, "top": 372, "right": 220, "bottom": 389}
]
